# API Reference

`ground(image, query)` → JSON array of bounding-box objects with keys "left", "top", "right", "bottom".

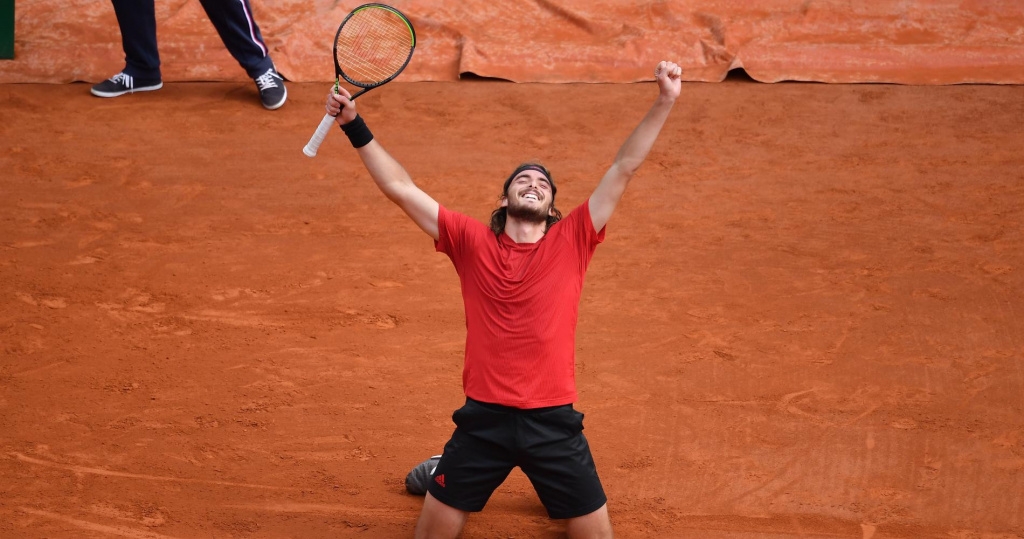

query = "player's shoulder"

[
  {"left": 439, "top": 205, "right": 492, "bottom": 238},
  {"left": 554, "top": 201, "right": 591, "bottom": 227}
]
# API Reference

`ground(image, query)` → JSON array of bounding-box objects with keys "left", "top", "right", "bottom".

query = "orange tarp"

[{"left": 2, "top": 0, "right": 1024, "bottom": 84}]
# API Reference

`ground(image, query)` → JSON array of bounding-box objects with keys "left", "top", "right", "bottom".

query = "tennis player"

[{"left": 326, "top": 60, "right": 682, "bottom": 539}]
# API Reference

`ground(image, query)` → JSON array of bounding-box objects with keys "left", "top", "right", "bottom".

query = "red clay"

[{"left": 1, "top": 80, "right": 1023, "bottom": 538}]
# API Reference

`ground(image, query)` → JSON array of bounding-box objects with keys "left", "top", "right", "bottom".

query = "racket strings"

[{"left": 336, "top": 9, "right": 413, "bottom": 85}]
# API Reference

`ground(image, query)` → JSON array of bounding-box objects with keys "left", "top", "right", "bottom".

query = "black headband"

[{"left": 502, "top": 164, "right": 556, "bottom": 196}]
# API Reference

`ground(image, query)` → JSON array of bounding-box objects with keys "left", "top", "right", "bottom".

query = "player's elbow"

[
  {"left": 611, "top": 160, "right": 641, "bottom": 182},
  {"left": 380, "top": 179, "right": 420, "bottom": 207},
  {"left": 606, "top": 161, "right": 638, "bottom": 187},
  {"left": 381, "top": 184, "right": 411, "bottom": 206}
]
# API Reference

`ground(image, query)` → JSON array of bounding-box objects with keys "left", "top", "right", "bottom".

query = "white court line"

[
  {"left": 18, "top": 507, "right": 182, "bottom": 539},
  {"left": 10, "top": 452, "right": 301, "bottom": 491}
]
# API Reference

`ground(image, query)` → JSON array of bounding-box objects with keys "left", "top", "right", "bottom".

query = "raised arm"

[
  {"left": 328, "top": 90, "right": 440, "bottom": 241},
  {"left": 588, "top": 61, "right": 682, "bottom": 232}
]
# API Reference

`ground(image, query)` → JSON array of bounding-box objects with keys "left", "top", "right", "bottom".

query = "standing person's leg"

[
  {"left": 91, "top": 0, "right": 163, "bottom": 97},
  {"left": 197, "top": 0, "right": 286, "bottom": 109}
]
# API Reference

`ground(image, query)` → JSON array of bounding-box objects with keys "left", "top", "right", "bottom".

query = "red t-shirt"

[{"left": 435, "top": 201, "right": 605, "bottom": 408}]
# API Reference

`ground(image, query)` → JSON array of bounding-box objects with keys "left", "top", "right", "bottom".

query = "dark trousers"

[{"left": 112, "top": 0, "right": 275, "bottom": 80}]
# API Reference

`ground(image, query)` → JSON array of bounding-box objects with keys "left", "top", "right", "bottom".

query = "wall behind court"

[{"left": 2, "top": 0, "right": 1023, "bottom": 85}]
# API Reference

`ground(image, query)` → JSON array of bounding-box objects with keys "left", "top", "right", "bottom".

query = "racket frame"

[
  {"left": 303, "top": 3, "right": 416, "bottom": 158},
  {"left": 333, "top": 2, "right": 417, "bottom": 99}
]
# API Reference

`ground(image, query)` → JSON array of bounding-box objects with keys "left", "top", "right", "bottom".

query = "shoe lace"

[
  {"left": 254, "top": 70, "right": 280, "bottom": 91},
  {"left": 111, "top": 72, "right": 134, "bottom": 89}
]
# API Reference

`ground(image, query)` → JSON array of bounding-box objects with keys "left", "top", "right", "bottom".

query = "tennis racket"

[{"left": 302, "top": 3, "right": 416, "bottom": 157}]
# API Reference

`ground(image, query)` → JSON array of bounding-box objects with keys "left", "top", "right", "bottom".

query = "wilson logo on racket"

[{"left": 303, "top": 3, "right": 416, "bottom": 158}]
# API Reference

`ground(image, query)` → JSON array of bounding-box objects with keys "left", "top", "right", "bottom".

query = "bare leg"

[
  {"left": 414, "top": 492, "right": 469, "bottom": 539},
  {"left": 565, "top": 503, "right": 613, "bottom": 539}
]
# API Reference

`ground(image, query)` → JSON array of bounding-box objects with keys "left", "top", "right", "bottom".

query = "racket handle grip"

[{"left": 303, "top": 113, "right": 336, "bottom": 157}]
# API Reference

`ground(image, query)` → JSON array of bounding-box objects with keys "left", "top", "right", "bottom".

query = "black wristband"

[{"left": 340, "top": 114, "right": 374, "bottom": 148}]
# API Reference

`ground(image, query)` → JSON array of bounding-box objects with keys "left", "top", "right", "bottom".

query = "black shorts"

[{"left": 426, "top": 397, "right": 607, "bottom": 519}]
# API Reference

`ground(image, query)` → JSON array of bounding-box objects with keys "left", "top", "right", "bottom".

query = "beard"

[{"left": 505, "top": 196, "right": 549, "bottom": 224}]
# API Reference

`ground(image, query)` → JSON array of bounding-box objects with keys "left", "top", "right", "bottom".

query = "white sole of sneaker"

[
  {"left": 90, "top": 82, "right": 164, "bottom": 98},
  {"left": 262, "top": 86, "right": 287, "bottom": 110}
]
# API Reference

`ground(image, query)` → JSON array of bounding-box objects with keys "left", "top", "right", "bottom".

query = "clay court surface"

[{"left": 2, "top": 79, "right": 1023, "bottom": 538}]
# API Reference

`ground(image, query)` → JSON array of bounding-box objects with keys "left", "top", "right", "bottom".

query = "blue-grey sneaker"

[
  {"left": 91, "top": 72, "right": 163, "bottom": 97},
  {"left": 254, "top": 67, "right": 287, "bottom": 110}
]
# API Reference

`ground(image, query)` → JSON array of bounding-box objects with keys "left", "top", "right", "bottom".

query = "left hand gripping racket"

[{"left": 303, "top": 3, "right": 416, "bottom": 157}]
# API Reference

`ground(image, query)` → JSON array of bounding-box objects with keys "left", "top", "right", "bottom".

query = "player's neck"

[{"left": 503, "top": 218, "right": 547, "bottom": 244}]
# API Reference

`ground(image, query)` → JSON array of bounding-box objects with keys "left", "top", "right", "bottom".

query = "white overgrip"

[{"left": 303, "top": 113, "right": 337, "bottom": 157}]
